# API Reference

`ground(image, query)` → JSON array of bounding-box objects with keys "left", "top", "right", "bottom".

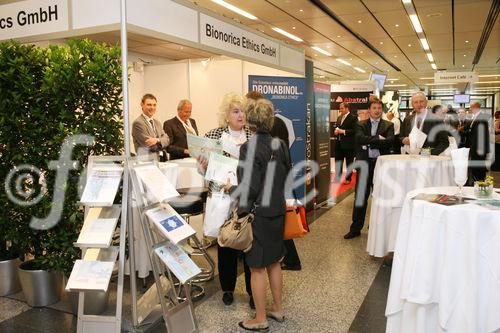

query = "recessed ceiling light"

[
  {"left": 336, "top": 58, "right": 352, "bottom": 66},
  {"left": 385, "top": 84, "right": 407, "bottom": 87},
  {"left": 475, "top": 80, "right": 500, "bottom": 84},
  {"left": 465, "top": 40, "right": 469, "bottom": 43},
  {"left": 479, "top": 74, "right": 500, "bottom": 77},
  {"left": 360, "top": 51, "right": 363, "bottom": 53},
  {"left": 409, "top": 14, "right": 423, "bottom": 33},
  {"left": 389, "top": 78, "right": 400, "bottom": 81},
  {"left": 426, "top": 53, "right": 434, "bottom": 62},
  {"left": 314, "top": 54, "right": 318, "bottom": 57},
  {"left": 395, "top": 24, "right": 399, "bottom": 27},
  {"left": 272, "top": 27, "right": 303, "bottom": 42},
  {"left": 408, "top": 44, "right": 412, "bottom": 47},
  {"left": 350, "top": 58, "right": 353, "bottom": 60},
  {"left": 380, "top": 42, "right": 384, "bottom": 45},
  {"left": 394, "top": 55, "right": 397, "bottom": 58},
  {"left": 431, "top": 63, "right": 437, "bottom": 70},
  {"left": 180, "top": 46, "right": 184, "bottom": 50},
  {"left": 292, "top": 26, "right": 296, "bottom": 30},
  {"left": 358, "top": 20, "right": 362, "bottom": 23},
  {"left": 402, "top": 0, "right": 412, "bottom": 4},
  {"left": 463, "top": 54, "right": 466, "bottom": 57},
  {"left": 420, "top": 38, "right": 430, "bottom": 50},
  {"left": 462, "top": 65, "right": 465, "bottom": 67},
  {"left": 299, "top": 9, "right": 303, "bottom": 12},
  {"left": 337, "top": 35, "right": 341, "bottom": 38},
  {"left": 312, "top": 46, "right": 332, "bottom": 56},
  {"left": 211, "top": 0, "right": 258, "bottom": 20},
  {"left": 354, "top": 67, "right": 366, "bottom": 73}
]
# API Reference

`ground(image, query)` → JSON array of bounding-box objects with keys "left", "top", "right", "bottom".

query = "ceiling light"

[
  {"left": 389, "top": 78, "right": 400, "bottom": 81},
  {"left": 465, "top": 40, "right": 469, "bottom": 43},
  {"left": 354, "top": 67, "right": 366, "bottom": 73},
  {"left": 380, "top": 42, "right": 384, "bottom": 45},
  {"left": 426, "top": 53, "right": 434, "bottom": 62},
  {"left": 408, "top": 44, "right": 412, "bottom": 47},
  {"left": 337, "top": 35, "right": 341, "bottom": 38},
  {"left": 425, "top": 82, "right": 458, "bottom": 86},
  {"left": 292, "top": 26, "right": 296, "bottom": 30},
  {"left": 358, "top": 20, "right": 362, "bottom": 23},
  {"left": 420, "top": 38, "right": 430, "bottom": 50},
  {"left": 385, "top": 84, "right": 407, "bottom": 87},
  {"left": 473, "top": 86, "right": 500, "bottom": 90},
  {"left": 463, "top": 54, "right": 466, "bottom": 57},
  {"left": 336, "top": 58, "right": 352, "bottom": 66},
  {"left": 474, "top": 81, "right": 500, "bottom": 84},
  {"left": 360, "top": 51, "right": 364, "bottom": 53},
  {"left": 211, "top": 0, "right": 258, "bottom": 20},
  {"left": 395, "top": 24, "right": 400, "bottom": 27},
  {"left": 402, "top": 0, "right": 412, "bottom": 4},
  {"left": 431, "top": 63, "right": 437, "bottom": 70},
  {"left": 394, "top": 55, "right": 397, "bottom": 58},
  {"left": 409, "top": 14, "right": 423, "bottom": 33},
  {"left": 462, "top": 65, "right": 465, "bottom": 67},
  {"left": 312, "top": 46, "right": 332, "bottom": 56},
  {"left": 419, "top": 77, "right": 433, "bottom": 80},
  {"left": 479, "top": 74, "right": 500, "bottom": 77},
  {"left": 299, "top": 9, "right": 303, "bottom": 12},
  {"left": 272, "top": 27, "right": 303, "bottom": 42}
]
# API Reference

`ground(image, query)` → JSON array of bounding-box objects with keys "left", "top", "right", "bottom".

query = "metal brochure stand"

[
  {"left": 128, "top": 156, "right": 199, "bottom": 333},
  {"left": 65, "top": 155, "right": 127, "bottom": 333}
]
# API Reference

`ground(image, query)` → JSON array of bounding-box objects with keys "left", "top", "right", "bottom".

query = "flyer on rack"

[
  {"left": 135, "top": 165, "right": 179, "bottom": 203},
  {"left": 66, "top": 260, "right": 115, "bottom": 292},
  {"left": 145, "top": 204, "right": 196, "bottom": 244},
  {"left": 154, "top": 242, "right": 201, "bottom": 284},
  {"left": 205, "top": 153, "right": 239, "bottom": 186},
  {"left": 187, "top": 133, "right": 222, "bottom": 159},
  {"left": 80, "top": 167, "right": 123, "bottom": 206}
]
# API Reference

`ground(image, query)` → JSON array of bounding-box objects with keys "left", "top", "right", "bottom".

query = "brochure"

[
  {"left": 154, "top": 242, "right": 201, "bottom": 284},
  {"left": 186, "top": 133, "right": 222, "bottom": 159},
  {"left": 145, "top": 204, "right": 196, "bottom": 244},
  {"left": 80, "top": 167, "right": 123, "bottom": 206},
  {"left": 66, "top": 260, "right": 115, "bottom": 292},
  {"left": 220, "top": 132, "right": 246, "bottom": 158},
  {"left": 76, "top": 206, "right": 121, "bottom": 248},
  {"left": 413, "top": 193, "right": 473, "bottom": 206},
  {"left": 134, "top": 164, "right": 179, "bottom": 203},
  {"left": 205, "top": 152, "right": 239, "bottom": 186}
]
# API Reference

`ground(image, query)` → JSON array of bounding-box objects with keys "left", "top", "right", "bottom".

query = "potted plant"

[
  {"left": 0, "top": 207, "right": 22, "bottom": 296},
  {"left": 474, "top": 175, "right": 494, "bottom": 199},
  {"left": 0, "top": 39, "right": 123, "bottom": 307}
]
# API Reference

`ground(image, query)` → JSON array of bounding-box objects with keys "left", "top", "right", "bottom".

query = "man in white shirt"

[
  {"left": 163, "top": 99, "right": 199, "bottom": 160},
  {"left": 132, "top": 94, "right": 170, "bottom": 161}
]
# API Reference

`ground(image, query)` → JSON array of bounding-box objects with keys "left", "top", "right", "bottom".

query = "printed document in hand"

[
  {"left": 145, "top": 204, "right": 195, "bottom": 244},
  {"left": 221, "top": 132, "right": 246, "bottom": 158},
  {"left": 134, "top": 165, "right": 179, "bottom": 203},
  {"left": 154, "top": 242, "right": 201, "bottom": 284},
  {"left": 66, "top": 260, "right": 115, "bottom": 292},
  {"left": 187, "top": 133, "right": 222, "bottom": 158},
  {"left": 80, "top": 166, "right": 123, "bottom": 206},
  {"left": 205, "top": 152, "right": 239, "bottom": 186},
  {"left": 409, "top": 126, "right": 427, "bottom": 152}
]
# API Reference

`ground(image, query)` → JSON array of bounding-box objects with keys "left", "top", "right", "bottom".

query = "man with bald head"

[{"left": 400, "top": 92, "right": 449, "bottom": 155}]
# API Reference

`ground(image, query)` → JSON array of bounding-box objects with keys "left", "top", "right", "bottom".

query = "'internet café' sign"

[
  {"left": 0, "top": 0, "right": 68, "bottom": 42},
  {"left": 434, "top": 71, "right": 478, "bottom": 84}
]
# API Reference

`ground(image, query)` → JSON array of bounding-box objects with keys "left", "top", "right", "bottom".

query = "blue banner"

[{"left": 248, "top": 75, "right": 307, "bottom": 200}]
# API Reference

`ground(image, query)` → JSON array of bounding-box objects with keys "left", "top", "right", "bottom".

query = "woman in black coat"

[{"left": 234, "top": 98, "right": 290, "bottom": 332}]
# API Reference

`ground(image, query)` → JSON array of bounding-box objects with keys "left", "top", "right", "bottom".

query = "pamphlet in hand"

[
  {"left": 187, "top": 133, "right": 222, "bottom": 159},
  {"left": 80, "top": 166, "right": 123, "bottom": 206},
  {"left": 205, "top": 152, "right": 239, "bottom": 186},
  {"left": 154, "top": 241, "right": 201, "bottom": 284},
  {"left": 413, "top": 193, "right": 473, "bottom": 206},
  {"left": 134, "top": 164, "right": 179, "bottom": 203},
  {"left": 145, "top": 204, "right": 196, "bottom": 244},
  {"left": 408, "top": 127, "right": 427, "bottom": 154},
  {"left": 66, "top": 260, "right": 115, "bottom": 292}
]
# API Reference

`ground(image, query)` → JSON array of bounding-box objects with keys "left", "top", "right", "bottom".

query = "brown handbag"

[{"left": 217, "top": 207, "right": 254, "bottom": 253}]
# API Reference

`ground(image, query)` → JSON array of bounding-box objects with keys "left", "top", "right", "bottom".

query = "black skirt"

[{"left": 245, "top": 214, "right": 286, "bottom": 268}]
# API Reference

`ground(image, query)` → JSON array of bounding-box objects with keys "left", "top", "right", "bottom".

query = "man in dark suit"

[
  {"left": 334, "top": 102, "right": 357, "bottom": 184},
  {"left": 163, "top": 99, "right": 198, "bottom": 160},
  {"left": 132, "top": 93, "right": 170, "bottom": 161},
  {"left": 466, "top": 102, "right": 490, "bottom": 182},
  {"left": 345, "top": 97, "right": 394, "bottom": 239},
  {"left": 400, "top": 92, "right": 449, "bottom": 155},
  {"left": 456, "top": 108, "right": 470, "bottom": 148}
]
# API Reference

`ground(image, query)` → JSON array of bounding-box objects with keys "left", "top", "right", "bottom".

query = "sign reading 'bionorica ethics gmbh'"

[
  {"left": 200, "top": 13, "right": 279, "bottom": 65},
  {"left": 0, "top": 0, "right": 68, "bottom": 42},
  {"left": 434, "top": 71, "right": 478, "bottom": 84}
]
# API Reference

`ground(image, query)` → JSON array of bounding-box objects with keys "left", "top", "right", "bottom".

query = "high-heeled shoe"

[
  {"left": 238, "top": 320, "right": 269, "bottom": 332},
  {"left": 266, "top": 310, "right": 285, "bottom": 323}
]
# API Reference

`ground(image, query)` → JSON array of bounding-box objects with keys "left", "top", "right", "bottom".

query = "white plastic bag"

[{"left": 203, "top": 190, "right": 231, "bottom": 237}]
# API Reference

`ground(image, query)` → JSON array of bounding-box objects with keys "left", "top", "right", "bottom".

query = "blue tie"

[{"left": 369, "top": 120, "right": 380, "bottom": 158}]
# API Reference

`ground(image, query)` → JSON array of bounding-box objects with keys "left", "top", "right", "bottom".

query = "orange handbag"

[{"left": 284, "top": 205, "right": 308, "bottom": 240}]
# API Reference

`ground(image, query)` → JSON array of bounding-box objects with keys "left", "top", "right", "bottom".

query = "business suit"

[
  {"left": 163, "top": 117, "right": 199, "bottom": 160},
  {"left": 466, "top": 112, "right": 490, "bottom": 182},
  {"left": 334, "top": 112, "right": 357, "bottom": 182},
  {"left": 350, "top": 118, "right": 394, "bottom": 233},
  {"left": 132, "top": 114, "right": 170, "bottom": 160},
  {"left": 400, "top": 111, "right": 450, "bottom": 155}
]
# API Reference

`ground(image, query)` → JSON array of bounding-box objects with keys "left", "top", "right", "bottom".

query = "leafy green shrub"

[{"left": 0, "top": 39, "right": 123, "bottom": 273}]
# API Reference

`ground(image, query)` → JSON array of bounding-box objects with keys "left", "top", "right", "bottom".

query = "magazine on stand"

[
  {"left": 145, "top": 204, "right": 196, "bottom": 244},
  {"left": 187, "top": 133, "right": 222, "bottom": 159},
  {"left": 134, "top": 164, "right": 179, "bottom": 203},
  {"left": 154, "top": 241, "right": 201, "bottom": 284},
  {"left": 80, "top": 166, "right": 123, "bottom": 206},
  {"left": 205, "top": 152, "right": 239, "bottom": 186},
  {"left": 66, "top": 260, "right": 115, "bottom": 292}
]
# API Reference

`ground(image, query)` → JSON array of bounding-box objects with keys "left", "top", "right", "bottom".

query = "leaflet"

[
  {"left": 205, "top": 152, "right": 239, "bottom": 186},
  {"left": 135, "top": 165, "right": 179, "bottom": 203},
  {"left": 187, "top": 133, "right": 222, "bottom": 159},
  {"left": 145, "top": 204, "right": 196, "bottom": 244},
  {"left": 66, "top": 260, "right": 115, "bottom": 292},
  {"left": 154, "top": 242, "right": 201, "bottom": 284},
  {"left": 220, "top": 132, "right": 246, "bottom": 158},
  {"left": 80, "top": 168, "right": 123, "bottom": 206}
]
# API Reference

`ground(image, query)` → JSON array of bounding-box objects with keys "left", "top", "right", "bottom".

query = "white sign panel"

[
  {"left": 200, "top": 13, "right": 279, "bottom": 66},
  {"left": 434, "top": 71, "right": 478, "bottom": 84},
  {"left": 0, "top": 0, "right": 68, "bottom": 41}
]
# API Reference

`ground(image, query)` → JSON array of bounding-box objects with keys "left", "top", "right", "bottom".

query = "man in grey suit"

[{"left": 132, "top": 94, "right": 170, "bottom": 161}]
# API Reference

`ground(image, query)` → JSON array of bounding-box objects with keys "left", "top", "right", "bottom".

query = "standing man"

[
  {"left": 400, "top": 92, "right": 449, "bottom": 155},
  {"left": 386, "top": 111, "right": 401, "bottom": 153},
  {"left": 334, "top": 102, "right": 357, "bottom": 184},
  {"left": 456, "top": 108, "right": 469, "bottom": 148},
  {"left": 163, "top": 99, "right": 198, "bottom": 160},
  {"left": 466, "top": 102, "right": 490, "bottom": 182},
  {"left": 132, "top": 93, "right": 170, "bottom": 161},
  {"left": 345, "top": 98, "right": 394, "bottom": 239}
]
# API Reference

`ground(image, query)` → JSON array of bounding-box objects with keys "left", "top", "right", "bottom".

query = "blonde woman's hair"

[
  {"left": 245, "top": 98, "right": 275, "bottom": 132},
  {"left": 217, "top": 92, "right": 246, "bottom": 127}
]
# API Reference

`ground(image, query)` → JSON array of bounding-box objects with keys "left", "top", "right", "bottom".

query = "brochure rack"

[
  {"left": 66, "top": 155, "right": 127, "bottom": 333},
  {"left": 129, "top": 157, "right": 202, "bottom": 333}
]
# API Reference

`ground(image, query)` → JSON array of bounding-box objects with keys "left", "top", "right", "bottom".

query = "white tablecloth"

[
  {"left": 386, "top": 186, "right": 500, "bottom": 333},
  {"left": 367, "top": 155, "right": 455, "bottom": 257}
]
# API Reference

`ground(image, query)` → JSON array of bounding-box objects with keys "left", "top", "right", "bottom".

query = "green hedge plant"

[{"left": 0, "top": 39, "right": 123, "bottom": 274}]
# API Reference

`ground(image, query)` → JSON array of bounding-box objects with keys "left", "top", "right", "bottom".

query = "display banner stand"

[
  {"left": 66, "top": 155, "right": 127, "bottom": 333},
  {"left": 128, "top": 156, "right": 199, "bottom": 333}
]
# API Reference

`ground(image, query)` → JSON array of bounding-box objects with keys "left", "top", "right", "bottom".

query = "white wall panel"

[{"left": 72, "top": 0, "right": 120, "bottom": 30}]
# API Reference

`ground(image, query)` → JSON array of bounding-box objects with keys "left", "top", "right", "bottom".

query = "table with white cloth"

[
  {"left": 386, "top": 186, "right": 500, "bottom": 333},
  {"left": 130, "top": 158, "right": 205, "bottom": 278},
  {"left": 367, "top": 154, "right": 455, "bottom": 257}
]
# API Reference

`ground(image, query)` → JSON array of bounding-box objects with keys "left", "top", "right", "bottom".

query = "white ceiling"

[{"left": 185, "top": 0, "right": 500, "bottom": 94}]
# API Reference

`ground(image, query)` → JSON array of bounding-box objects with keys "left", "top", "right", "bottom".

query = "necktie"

[
  {"left": 149, "top": 119, "right": 158, "bottom": 136},
  {"left": 417, "top": 117, "right": 422, "bottom": 129},
  {"left": 184, "top": 120, "right": 196, "bottom": 135},
  {"left": 369, "top": 120, "right": 380, "bottom": 158}
]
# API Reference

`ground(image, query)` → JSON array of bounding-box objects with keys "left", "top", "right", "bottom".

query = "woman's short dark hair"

[
  {"left": 432, "top": 104, "right": 442, "bottom": 114},
  {"left": 245, "top": 99, "right": 275, "bottom": 132}
]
